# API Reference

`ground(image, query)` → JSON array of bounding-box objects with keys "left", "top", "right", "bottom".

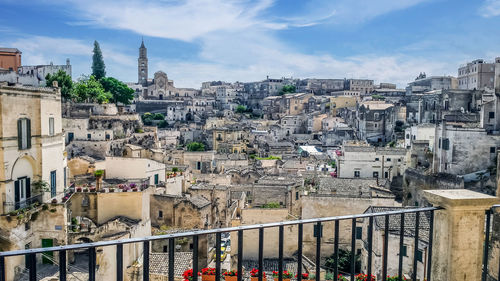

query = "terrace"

[{"left": 0, "top": 189, "right": 498, "bottom": 281}]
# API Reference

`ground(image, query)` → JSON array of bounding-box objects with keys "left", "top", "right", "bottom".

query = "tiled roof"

[
  {"left": 365, "top": 206, "right": 431, "bottom": 242},
  {"left": 187, "top": 195, "right": 211, "bottom": 209},
  {"left": 0, "top": 47, "right": 21, "bottom": 53},
  {"left": 242, "top": 259, "right": 299, "bottom": 275},
  {"left": 150, "top": 252, "right": 193, "bottom": 276}
]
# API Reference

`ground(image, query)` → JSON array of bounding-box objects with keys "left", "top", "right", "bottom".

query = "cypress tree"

[{"left": 91, "top": 40, "right": 106, "bottom": 79}]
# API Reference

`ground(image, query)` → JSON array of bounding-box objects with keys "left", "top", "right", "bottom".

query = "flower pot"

[
  {"left": 274, "top": 279, "right": 290, "bottom": 281},
  {"left": 202, "top": 275, "right": 216, "bottom": 281},
  {"left": 251, "top": 277, "right": 267, "bottom": 281},
  {"left": 225, "top": 276, "right": 238, "bottom": 281}
]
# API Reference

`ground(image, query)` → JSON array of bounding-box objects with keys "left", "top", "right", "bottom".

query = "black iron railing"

[
  {"left": 3, "top": 193, "right": 43, "bottom": 211},
  {"left": 0, "top": 207, "right": 439, "bottom": 281}
]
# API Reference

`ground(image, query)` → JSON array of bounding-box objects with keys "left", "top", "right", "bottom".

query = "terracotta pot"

[
  {"left": 225, "top": 276, "right": 238, "bottom": 281},
  {"left": 274, "top": 279, "right": 290, "bottom": 281},
  {"left": 202, "top": 275, "right": 216, "bottom": 281},
  {"left": 251, "top": 277, "right": 267, "bottom": 281}
]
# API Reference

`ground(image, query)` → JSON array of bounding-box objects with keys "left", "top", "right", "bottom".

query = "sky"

[{"left": 0, "top": 0, "right": 499, "bottom": 88}]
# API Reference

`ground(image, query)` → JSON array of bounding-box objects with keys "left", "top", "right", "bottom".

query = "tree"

[
  {"left": 186, "top": 142, "right": 205, "bottom": 152},
  {"left": 99, "top": 77, "right": 135, "bottom": 104},
  {"left": 279, "top": 84, "right": 296, "bottom": 95},
  {"left": 91, "top": 40, "right": 106, "bottom": 79},
  {"left": 73, "top": 75, "right": 112, "bottom": 104},
  {"left": 45, "top": 70, "right": 74, "bottom": 100},
  {"left": 235, "top": 105, "right": 247, "bottom": 113}
]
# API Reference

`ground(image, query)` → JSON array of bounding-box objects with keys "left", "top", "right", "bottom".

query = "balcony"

[
  {"left": 0, "top": 189, "right": 498, "bottom": 281},
  {"left": 2, "top": 193, "right": 43, "bottom": 213}
]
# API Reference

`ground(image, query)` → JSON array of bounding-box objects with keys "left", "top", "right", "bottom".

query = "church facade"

[{"left": 133, "top": 40, "right": 199, "bottom": 101}]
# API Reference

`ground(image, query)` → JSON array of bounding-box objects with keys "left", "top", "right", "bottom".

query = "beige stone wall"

[
  {"left": 301, "top": 196, "right": 398, "bottom": 258},
  {"left": 0, "top": 85, "right": 66, "bottom": 214},
  {"left": 231, "top": 208, "right": 297, "bottom": 260},
  {"left": 104, "top": 157, "right": 166, "bottom": 185},
  {"left": 330, "top": 96, "right": 357, "bottom": 116}
]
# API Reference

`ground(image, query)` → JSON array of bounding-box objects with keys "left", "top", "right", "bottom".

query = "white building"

[
  {"left": 336, "top": 142, "right": 407, "bottom": 180},
  {"left": 404, "top": 124, "right": 436, "bottom": 151}
]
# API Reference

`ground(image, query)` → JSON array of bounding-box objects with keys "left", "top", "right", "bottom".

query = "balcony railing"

[
  {"left": 0, "top": 207, "right": 440, "bottom": 281},
  {"left": 3, "top": 193, "right": 43, "bottom": 211}
]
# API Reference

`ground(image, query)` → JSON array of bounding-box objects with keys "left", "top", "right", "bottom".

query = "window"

[
  {"left": 375, "top": 158, "right": 379, "bottom": 161},
  {"left": 354, "top": 171, "right": 360, "bottom": 178},
  {"left": 295, "top": 191, "right": 299, "bottom": 200},
  {"left": 489, "top": 112, "right": 495, "bottom": 119},
  {"left": 373, "top": 171, "right": 379, "bottom": 178},
  {"left": 154, "top": 174, "right": 159, "bottom": 185},
  {"left": 50, "top": 170, "right": 56, "bottom": 197},
  {"left": 87, "top": 133, "right": 91, "bottom": 140},
  {"left": 417, "top": 249, "right": 423, "bottom": 262},
  {"left": 356, "top": 227, "right": 362, "bottom": 239},
  {"left": 17, "top": 118, "right": 31, "bottom": 150},
  {"left": 491, "top": 147, "right": 496, "bottom": 154},
  {"left": 49, "top": 117, "right": 54, "bottom": 136},
  {"left": 158, "top": 211, "right": 163, "bottom": 218},
  {"left": 401, "top": 245, "right": 408, "bottom": 257},
  {"left": 442, "top": 138, "right": 450, "bottom": 150},
  {"left": 386, "top": 158, "right": 391, "bottom": 162},
  {"left": 197, "top": 162, "right": 201, "bottom": 170}
]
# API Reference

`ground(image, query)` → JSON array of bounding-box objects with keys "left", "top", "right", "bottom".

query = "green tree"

[
  {"left": 186, "top": 142, "right": 205, "bottom": 151},
  {"left": 99, "top": 77, "right": 134, "bottom": 104},
  {"left": 91, "top": 40, "right": 106, "bottom": 79},
  {"left": 325, "top": 249, "right": 360, "bottom": 274},
  {"left": 45, "top": 70, "right": 74, "bottom": 100},
  {"left": 279, "top": 84, "right": 296, "bottom": 95},
  {"left": 73, "top": 75, "right": 112, "bottom": 104},
  {"left": 235, "top": 105, "right": 247, "bottom": 114},
  {"left": 153, "top": 113, "right": 165, "bottom": 120}
]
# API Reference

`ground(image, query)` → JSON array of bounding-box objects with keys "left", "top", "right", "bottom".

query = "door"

[
  {"left": 50, "top": 171, "right": 56, "bottom": 197},
  {"left": 154, "top": 174, "right": 159, "bottom": 185},
  {"left": 14, "top": 177, "right": 30, "bottom": 209},
  {"left": 68, "top": 132, "right": 74, "bottom": 143},
  {"left": 41, "top": 239, "right": 53, "bottom": 264}
]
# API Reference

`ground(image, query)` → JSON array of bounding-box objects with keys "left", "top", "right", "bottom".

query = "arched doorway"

[{"left": 11, "top": 156, "right": 35, "bottom": 210}]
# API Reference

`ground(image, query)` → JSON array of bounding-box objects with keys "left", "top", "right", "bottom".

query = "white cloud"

[
  {"left": 0, "top": 35, "right": 136, "bottom": 80},
  {"left": 480, "top": 0, "right": 500, "bottom": 17},
  {"left": 7, "top": 0, "right": 455, "bottom": 87}
]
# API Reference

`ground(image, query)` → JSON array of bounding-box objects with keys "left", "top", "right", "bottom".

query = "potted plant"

[
  {"left": 76, "top": 187, "right": 82, "bottom": 192},
  {"left": 387, "top": 277, "right": 405, "bottom": 281},
  {"left": 201, "top": 268, "right": 216, "bottom": 281},
  {"left": 62, "top": 196, "right": 69, "bottom": 202},
  {"left": 296, "top": 273, "right": 313, "bottom": 281},
  {"left": 132, "top": 188, "right": 138, "bottom": 192},
  {"left": 272, "top": 271, "right": 293, "bottom": 281},
  {"left": 223, "top": 270, "right": 238, "bottom": 281},
  {"left": 94, "top": 170, "right": 104, "bottom": 190},
  {"left": 109, "top": 188, "right": 115, "bottom": 193},
  {"left": 51, "top": 198, "right": 58, "bottom": 204},
  {"left": 183, "top": 269, "right": 201, "bottom": 281},
  {"left": 89, "top": 187, "right": 96, "bottom": 192},
  {"left": 354, "top": 274, "right": 376, "bottom": 281},
  {"left": 83, "top": 188, "right": 89, "bottom": 192},
  {"left": 250, "top": 268, "right": 266, "bottom": 281}
]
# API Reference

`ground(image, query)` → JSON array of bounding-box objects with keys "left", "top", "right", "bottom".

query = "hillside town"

[{"left": 2, "top": 39, "right": 500, "bottom": 281}]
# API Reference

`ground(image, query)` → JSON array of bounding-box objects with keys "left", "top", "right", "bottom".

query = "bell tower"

[{"left": 138, "top": 38, "right": 148, "bottom": 86}]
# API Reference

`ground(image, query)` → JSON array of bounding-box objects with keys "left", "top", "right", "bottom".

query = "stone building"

[
  {"left": 0, "top": 83, "right": 67, "bottom": 213},
  {"left": 0, "top": 47, "right": 21, "bottom": 71},
  {"left": 345, "top": 101, "right": 395, "bottom": 144},
  {"left": 344, "top": 79, "right": 374, "bottom": 95},
  {"left": 360, "top": 206, "right": 430, "bottom": 280},
  {"left": 406, "top": 74, "right": 458, "bottom": 95},
  {"left": 458, "top": 58, "right": 495, "bottom": 90},
  {"left": 335, "top": 142, "right": 407, "bottom": 181}
]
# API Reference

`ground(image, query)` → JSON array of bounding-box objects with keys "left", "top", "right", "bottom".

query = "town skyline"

[{"left": 1, "top": 0, "right": 500, "bottom": 88}]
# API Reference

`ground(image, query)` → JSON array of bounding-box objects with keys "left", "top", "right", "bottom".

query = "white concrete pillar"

[{"left": 424, "top": 189, "right": 499, "bottom": 281}]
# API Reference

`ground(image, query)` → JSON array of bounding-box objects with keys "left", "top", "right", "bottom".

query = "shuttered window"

[
  {"left": 17, "top": 118, "right": 31, "bottom": 150},
  {"left": 49, "top": 117, "right": 54, "bottom": 136}
]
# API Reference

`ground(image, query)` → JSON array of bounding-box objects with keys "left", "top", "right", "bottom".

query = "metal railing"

[
  {"left": 3, "top": 193, "right": 43, "bottom": 211},
  {"left": 0, "top": 207, "right": 439, "bottom": 281}
]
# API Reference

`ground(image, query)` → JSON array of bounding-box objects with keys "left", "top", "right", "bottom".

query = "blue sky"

[{"left": 0, "top": 0, "right": 499, "bottom": 88}]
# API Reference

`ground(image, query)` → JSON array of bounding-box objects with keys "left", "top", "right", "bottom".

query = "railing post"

[{"left": 424, "top": 189, "right": 499, "bottom": 281}]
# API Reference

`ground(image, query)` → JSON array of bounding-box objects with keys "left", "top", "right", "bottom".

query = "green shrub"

[{"left": 261, "top": 202, "right": 281, "bottom": 208}]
